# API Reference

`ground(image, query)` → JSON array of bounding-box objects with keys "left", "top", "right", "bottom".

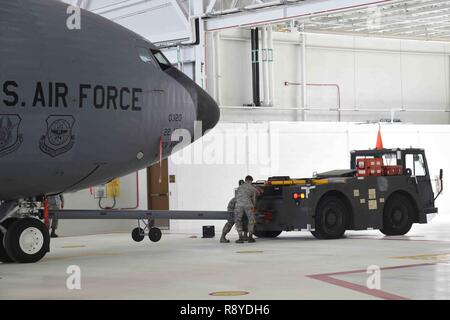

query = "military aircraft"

[{"left": 0, "top": 0, "right": 220, "bottom": 263}]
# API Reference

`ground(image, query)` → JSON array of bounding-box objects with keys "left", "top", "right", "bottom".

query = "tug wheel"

[
  {"left": 253, "top": 230, "right": 282, "bottom": 238},
  {"left": 380, "top": 194, "right": 413, "bottom": 236},
  {"left": 148, "top": 227, "right": 162, "bottom": 242},
  {"left": 131, "top": 228, "right": 145, "bottom": 242},
  {"left": 312, "top": 195, "right": 348, "bottom": 239}
]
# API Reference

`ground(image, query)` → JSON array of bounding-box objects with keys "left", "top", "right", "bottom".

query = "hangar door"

[{"left": 147, "top": 160, "right": 170, "bottom": 229}]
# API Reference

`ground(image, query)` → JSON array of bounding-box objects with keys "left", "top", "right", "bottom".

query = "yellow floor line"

[
  {"left": 44, "top": 252, "right": 121, "bottom": 261},
  {"left": 392, "top": 252, "right": 450, "bottom": 262}
]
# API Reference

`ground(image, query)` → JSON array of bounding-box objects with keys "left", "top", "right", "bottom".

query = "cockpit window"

[
  {"left": 151, "top": 50, "right": 172, "bottom": 70},
  {"left": 138, "top": 47, "right": 158, "bottom": 68},
  {"left": 138, "top": 47, "right": 172, "bottom": 71}
]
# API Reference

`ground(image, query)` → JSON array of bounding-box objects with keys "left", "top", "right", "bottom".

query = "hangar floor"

[{"left": 1, "top": 216, "right": 450, "bottom": 300}]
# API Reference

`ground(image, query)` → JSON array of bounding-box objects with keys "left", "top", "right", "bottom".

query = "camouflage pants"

[
  {"left": 50, "top": 219, "right": 58, "bottom": 229},
  {"left": 49, "top": 203, "right": 61, "bottom": 230},
  {"left": 234, "top": 206, "right": 255, "bottom": 233}
]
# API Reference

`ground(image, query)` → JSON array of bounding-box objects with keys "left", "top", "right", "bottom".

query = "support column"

[
  {"left": 268, "top": 26, "right": 275, "bottom": 107},
  {"left": 261, "top": 27, "right": 269, "bottom": 106},
  {"left": 300, "top": 26, "right": 307, "bottom": 121},
  {"left": 251, "top": 28, "right": 261, "bottom": 107},
  {"left": 192, "top": 0, "right": 205, "bottom": 88},
  {"left": 213, "top": 31, "right": 221, "bottom": 106}
]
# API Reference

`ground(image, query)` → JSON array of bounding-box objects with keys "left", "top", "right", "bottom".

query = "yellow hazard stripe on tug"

[
  {"left": 269, "top": 180, "right": 307, "bottom": 186},
  {"left": 312, "top": 179, "right": 329, "bottom": 185},
  {"left": 267, "top": 178, "right": 340, "bottom": 186},
  {"left": 268, "top": 179, "right": 330, "bottom": 186}
]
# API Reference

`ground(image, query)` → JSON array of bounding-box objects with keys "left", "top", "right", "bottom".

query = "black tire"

[
  {"left": 0, "top": 218, "right": 19, "bottom": 263},
  {"left": 4, "top": 218, "right": 50, "bottom": 263},
  {"left": 253, "top": 230, "right": 282, "bottom": 238},
  {"left": 131, "top": 228, "right": 145, "bottom": 242},
  {"left": 1, "top": 218, "right": 19, "bottom": 229},
  {"left": 0, "top": 229, "right": 14, "bottom": 263},
  {"left": 310, "top": 230, "right": 324, "bottom": 239},
  {"left": 380, "top": 194, "right": 414, "bottom": 236},
  {"left": 312, "top": 195, "right": 348, "bottom": 239},
  {"left": 148, "top": 227, "right": 162, "bottom": 242}
]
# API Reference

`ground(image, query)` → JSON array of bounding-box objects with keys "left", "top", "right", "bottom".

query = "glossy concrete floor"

[{"left": 1, "top": 215, "right": 450, "bottom": 300}]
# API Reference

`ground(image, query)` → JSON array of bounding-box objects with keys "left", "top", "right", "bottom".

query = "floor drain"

[{"left": 209, "top": 291, "right": 249, "bottom": 297}]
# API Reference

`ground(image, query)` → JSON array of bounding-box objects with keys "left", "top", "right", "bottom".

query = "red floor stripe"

[{"left": 307, "top": 263, "right": 435, "bottom": 300}]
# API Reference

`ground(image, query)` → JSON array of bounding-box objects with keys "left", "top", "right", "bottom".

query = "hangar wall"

[
  {"left": 169, "top": 122, "right": 449, "bottom": 234},
  {"left": 209, "top": 30, "right": 450, "bottom": 124}
]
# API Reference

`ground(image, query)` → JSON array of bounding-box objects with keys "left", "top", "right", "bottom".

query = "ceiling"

[
  {"left": 205, "top": 0, "right": 450, "bottom": 41},
  {"left": 289, "top": 0, "right": 450, "bottom": 41}
]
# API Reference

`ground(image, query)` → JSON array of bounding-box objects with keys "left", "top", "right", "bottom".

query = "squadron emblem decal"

[
  {"left": 39, "top": 115, "right": 76, "bottom": 157},
  {"left": 0, "top": 114, "right": 23, "bottom": 157}
]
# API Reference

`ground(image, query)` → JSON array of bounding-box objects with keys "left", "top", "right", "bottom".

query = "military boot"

[
  {"left": 220, "top": 235, "right": 230, "bottom": 243},
  {"left": 247, "top": 233, "right": 256, "bottom": 243},
  {"left": 220, "top": 222, "right": 233, "bottom": 243},
  {"left": 235, "top": 232, "right": 245, "bottom": 244},
  {"left": 50, "top": 229, "right": 58, "bottom": 238}
]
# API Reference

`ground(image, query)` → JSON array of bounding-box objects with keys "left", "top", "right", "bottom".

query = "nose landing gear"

[{"left": 131, "top": 219, "right": 162, "bottom": 243}]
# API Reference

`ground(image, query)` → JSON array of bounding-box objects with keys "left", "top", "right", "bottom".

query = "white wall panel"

[
  {"left": 401, "top": 54, "right": 448, "bottom": 110},
  {"left": 355, "top": 51, "right": 403, "bottom": 109},
  {"left": 307, "top": 48, "right": 355, "bottom": 110},
  {"left": 273, "top": 43, "right": 301, "bottom": 109},
  {"left": 219, "top": 39, "right": 253, "bottom": 106}
]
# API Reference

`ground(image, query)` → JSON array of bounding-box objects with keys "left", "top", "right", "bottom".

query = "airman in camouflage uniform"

[
  {"left": 220, "top": 180, "right": 247, "bottom": 243},
  {"left": 47, "top": 194, "right": 64, "bottom": 238},
  {"left": 220, "top": 197, "right": 237, "bottom": 243},
  {"left": 235, "top": 175, "right": 257, "bottom": 243}
]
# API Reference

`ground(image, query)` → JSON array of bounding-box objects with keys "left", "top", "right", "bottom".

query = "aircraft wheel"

[
  {"left": 148, "top": 227, "right": 162, "bottom": 242},
  {"left": 253, "top": 230, "right": 282, "bottom": 238},
  {"left": 312, "top": 195, "right": 348, "bottom": 239},
  {"left": 0, "top": 229, "right": 14, "bottom": 263},
  {"left": 380, "top": 194, "right": 413, "bottom": 236},
  {"left": 1, "top": 218, "right": 20, "bottom": 263},
  {"left": 1, "top": 218, "right": 19, "bottom": 229},
  {"left": 4, "top": 218, "right": 50, "bottom": 263},
  {"left": 131, "top": 228, "right": 145, "bottom": 242}
]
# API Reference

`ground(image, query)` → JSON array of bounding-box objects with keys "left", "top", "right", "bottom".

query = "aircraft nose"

[
  {"left": 166, "top": 67, "right": 220, "bottom": 135},
  {"left": 196, "top": 86, "right": 220, "bottom": 134}
]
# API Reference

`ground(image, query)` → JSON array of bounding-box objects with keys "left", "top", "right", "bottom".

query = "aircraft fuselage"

[{"left": 0, "top": 0, "right": 219, "bottom": 200}]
